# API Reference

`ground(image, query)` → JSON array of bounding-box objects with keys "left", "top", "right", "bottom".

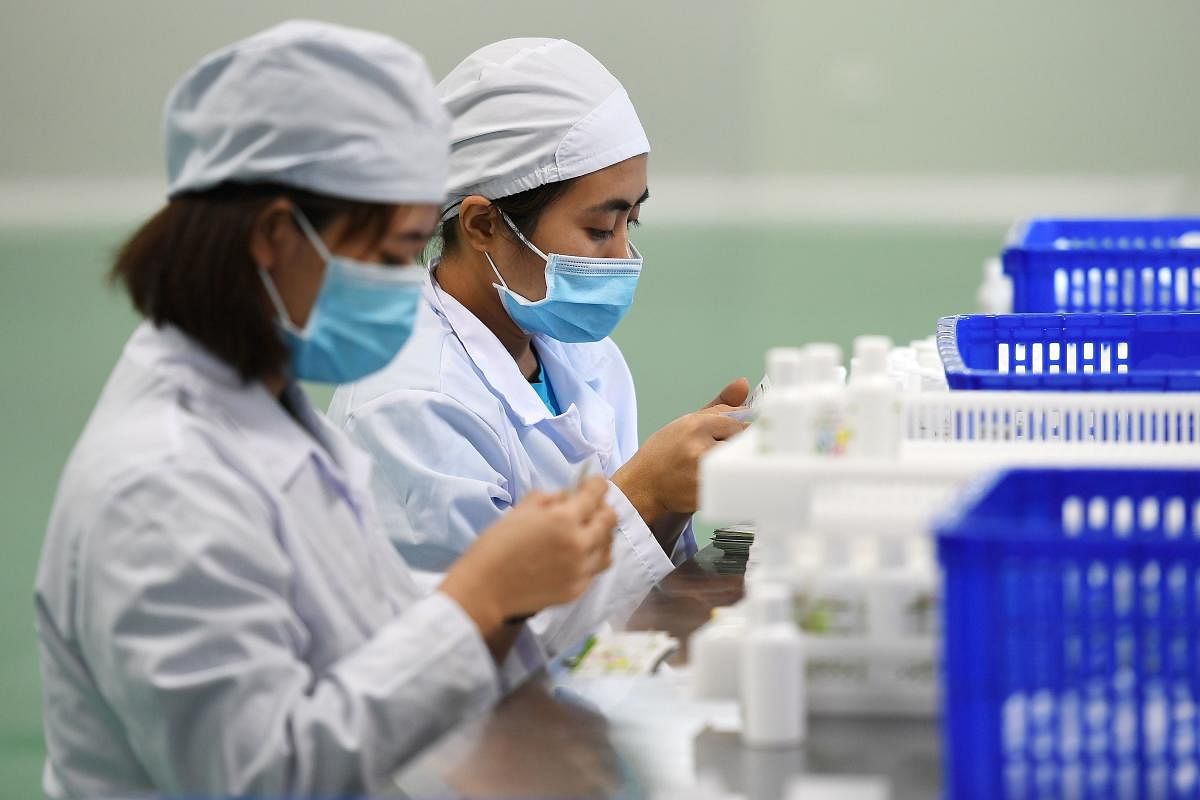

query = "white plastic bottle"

[
  {"left": 846, "top": 335, "right": 900, "bottom": 458},
  {"left": 758, "top": 348, "right": 810, "bottom": 453},
  {"left": 912, "top": 339, "right": 948, "bottom": 393},
  {"left": 740, "top": 582, "right": 806, "bottom": 747},
  {"left": 690, "top": 605, "right": 747, "bottom": 700},
  {"left": 977, "top": 257, "right": 1014, "bottom": 314},
  {"left": 887, "top": 344, "right": 921, "bottom": 393},
  {"left": 804, "top": 343, "right": 849, "bottom": 456}
]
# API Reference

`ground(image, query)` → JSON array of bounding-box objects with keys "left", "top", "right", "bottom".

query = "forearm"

[{"left": 610, "top": 464, "right": 665, "bottom": 526}]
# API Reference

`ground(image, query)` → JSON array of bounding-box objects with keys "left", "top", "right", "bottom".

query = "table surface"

[{"left": 393, "top": 547, "right": 942, "bottom": 800}]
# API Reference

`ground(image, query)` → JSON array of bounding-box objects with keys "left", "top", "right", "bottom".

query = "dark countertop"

[{"left": 393, "top": 546, "right": 941, "bottom": 799}]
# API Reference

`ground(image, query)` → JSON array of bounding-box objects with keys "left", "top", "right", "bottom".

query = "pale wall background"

[{"left": 3, "top": 1, "right": 1200, "bottom": 183}]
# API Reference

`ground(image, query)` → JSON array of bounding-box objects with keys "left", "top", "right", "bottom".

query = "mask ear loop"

[
  {"left": 257, "top": 268, "right": 304, "bottom": 337},
  {"left": 256, "top": 206, "right": 332, "bottom": 338},
  {"left": 499, "top": 210, "right": 550, "bottom": 261},
  {"left": 487, "top": 208, "right": 551, "bottom": 293},
  {"left": 291, "top": 206, "right": 335, "bottom": 262},
  {"left": 484, "top": 252, "right": 510, "bottom": 292}
]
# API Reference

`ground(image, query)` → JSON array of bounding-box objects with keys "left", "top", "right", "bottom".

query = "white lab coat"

[
  {"left": 34, "top": 323, "right": 534, "bottom": 799},
  {"left": 328, "top": 274, "right": 696, "bottom": 658}
]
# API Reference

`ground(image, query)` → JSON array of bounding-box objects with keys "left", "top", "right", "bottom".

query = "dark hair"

[
  {"left": 111, "top": 182, "right": 394, "bottom": 382},
  {"left": 438, "top": 179, "right": 577, "bottom": 255}
]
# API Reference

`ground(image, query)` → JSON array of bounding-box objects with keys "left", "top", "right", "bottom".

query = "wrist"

[
  {"left": 612, "top": 464, "right": 666, "bottom": 524},
  {"left": 650, "top": 511, "right": 690, "bottom": 552},
  {"left": 441, "top": 561, "right": 506, "bottom": 637}
]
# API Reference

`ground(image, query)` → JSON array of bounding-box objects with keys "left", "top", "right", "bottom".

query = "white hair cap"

[
  {"left": 439, "top": 38, "right": 649, "bottom": 212},
  {"left": 164, "top": 19, "right": 450, "bottom": 204}
]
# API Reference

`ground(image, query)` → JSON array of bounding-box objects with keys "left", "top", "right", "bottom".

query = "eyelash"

[{"left": 587, "top": 218, "right": 642, "bottom": 241}]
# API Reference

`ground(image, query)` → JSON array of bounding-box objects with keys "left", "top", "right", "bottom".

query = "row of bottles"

[
  {"left": 699, "top": 522, "right": 940, "bottom": 713},
  {"left": 757, "top": 334, "right": 949, "bottom": 459},
  {"left": 692, "top": 581, "right": 807, "bottom": 748}
]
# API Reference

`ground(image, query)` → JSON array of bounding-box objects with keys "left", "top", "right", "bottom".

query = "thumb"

[{"left": 701, "top": 377, "right": 751, "bottom": 411}]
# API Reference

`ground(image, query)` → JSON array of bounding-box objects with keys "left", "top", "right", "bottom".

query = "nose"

[{"left": 607, "top": 226, "right": 634, "bottom": 259}]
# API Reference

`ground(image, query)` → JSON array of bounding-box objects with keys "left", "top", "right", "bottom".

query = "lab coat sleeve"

[
  {"left": 525, "top": 481, "right": 677, "bottom": 651},
  {"left": 670, "top": 519, "right": 699, "bottom": 565},
  {"left": 344, "top": 390, "right": 674, "bottom": 659},
  {"left": 604, "top": 342, "right": 697, "bottom": 567},
  {"left": 75, "top": 463, "right": 499, "bottom": 798}
]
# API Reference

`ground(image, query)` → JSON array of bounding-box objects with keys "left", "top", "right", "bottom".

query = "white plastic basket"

[
  {"left": 698, "top": 395, "right": 1200, "bottom": 718},
  {"left": 904, "top": 390, "right": 1200, "bottom": 444}
]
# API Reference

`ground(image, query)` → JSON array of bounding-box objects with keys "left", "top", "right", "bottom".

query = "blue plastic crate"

[
  {"left": 1003, "top": 217, "right": 1200, "bottom": 312},
  {"left": 937, "top": 312, "right": 1200, "bottom": 391},
  {"left": 936, "top": 467, "right": 1200, "bottom": 800}
]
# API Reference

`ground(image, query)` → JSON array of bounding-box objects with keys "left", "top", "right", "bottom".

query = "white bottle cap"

[
  {"left": 747, "top": 582, "right": 793, "bottom": 625},
  {"left": 853, "top": 335, "right": 892, "bottom": 375},
  {"left": 983, "top": 256, "right": 1004, "bottom": 279},
  {"left": 916, "top": 345, "right": 941, "bottom": 371},
  {"left": 766, "top": 348, "right": 807, "bottom": 388},
  {"left": 888, "top": 346, "right": 916, "bottom": 370},
  {"left": 804, "top": 343, "right": 843, "bottom": 384}
]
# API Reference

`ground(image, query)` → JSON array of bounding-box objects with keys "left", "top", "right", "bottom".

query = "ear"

[
  {"left": 249, "top": 198, "right": 301, "bottom": 272},
  {"left": 456, "top": 195, "right": 500, "bottom": 255}
]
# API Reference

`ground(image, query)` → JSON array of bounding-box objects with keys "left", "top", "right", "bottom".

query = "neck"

[
  {"left": 437, "top": 251, "right": 539, "bottom": 379},
  {"left": 263, "top": 372, "right": 287, "bottom": 398}
]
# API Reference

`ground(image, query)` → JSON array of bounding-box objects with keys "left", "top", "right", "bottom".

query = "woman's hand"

[
  {"left": 612, "top": 378, "right": 750, "bottom": 524},
  {"left": 441, "top": 476, "right": 618, "bottom": 638}
]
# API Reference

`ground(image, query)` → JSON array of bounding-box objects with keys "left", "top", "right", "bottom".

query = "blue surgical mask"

[
  {"left": 258, "top": 208, "right": 425, "bottom": 384},
  {"left": 486, "top": 211, "right": 642, "bottom": 343}
]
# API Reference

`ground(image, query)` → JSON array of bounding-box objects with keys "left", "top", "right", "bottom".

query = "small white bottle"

[
  {"left": 740, "top": 582, "right": 806, "bottom": 747},
  {"left": 803, "top": 343, "right": 849, "bottom": 456},
  {"left": 806, "top": 342, "right": 844, "bottom": 384},
  {"left": 912, "top": 339, "right": 948, "bottom": 392},
  {"left": 758, "top": 348, "right": 810, "bottom": 453},
  {"left": 887, "top": 345, "right": 921, "bottom": 393},
  {"left": 690, "top": 605, "right": 747, "bottom": 700},
  {"left": 846, "top": 335, "right": 900, "bottom": 458},
  {"left": 977, "top": 257, "right": 1014, "bottom": 314}
]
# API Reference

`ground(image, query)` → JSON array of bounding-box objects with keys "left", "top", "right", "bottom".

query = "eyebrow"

[
  {"left": 392, "top": 227, "right": 439, "bottom": 243},
  {"left": 587, "top": 188, "right": 650, "bottom": 214}
]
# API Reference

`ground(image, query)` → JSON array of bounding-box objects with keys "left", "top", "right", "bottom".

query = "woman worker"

[
  {"left": 34, "top": 21, "right": 616, "bottom": 799},
  {"left": 328, "top": 38, "right": 749, "bottom": 655}
]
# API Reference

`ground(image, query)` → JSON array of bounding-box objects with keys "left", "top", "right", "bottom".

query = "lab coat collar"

[
  {"left": 126, "top": 323, "right": 374, "bottom": 505},
  {"left": 533, "top": 335, "right": 617, "bottom": 456},
  {"left": 424, "top": 273, "right": 616, "bottom": 452}
]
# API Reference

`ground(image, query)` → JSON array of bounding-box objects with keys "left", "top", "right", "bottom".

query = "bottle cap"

[
  {"left": 766, "top": 347, "right": 807, "bottom": 388},
  {"left": 804, "top": 343, "right": 843, "bottom": 384},
  {"left": 853, "top": 335, "right": 892, "bottom": 375}
]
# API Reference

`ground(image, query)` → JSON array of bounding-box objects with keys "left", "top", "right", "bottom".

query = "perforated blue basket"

[
  {"left": 937, "top": 313, "right": 1200, "bottom": 391},
  {"left": 937, "top": 467, "right": 1200, "bottom": 800},
  {"left": 1003, "top": 218, "right": 1200, "bottom": 312}
]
